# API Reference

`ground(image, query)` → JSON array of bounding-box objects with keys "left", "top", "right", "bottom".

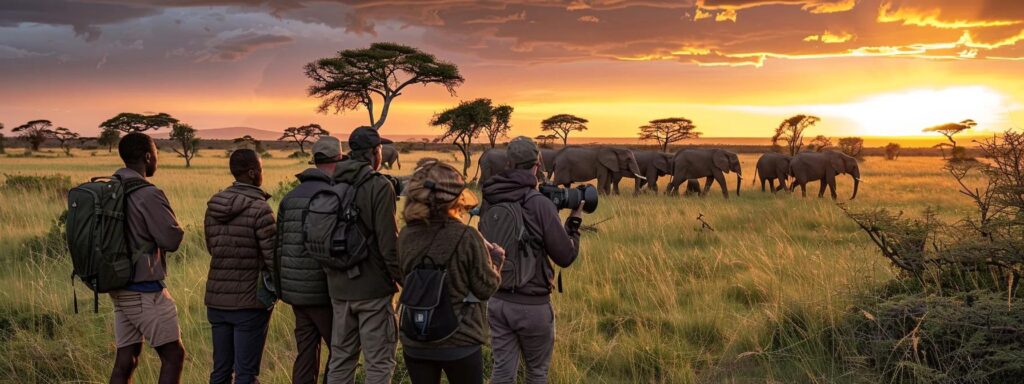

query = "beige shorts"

[{"left": 109, "top": 289, "right": 181, "bottom": 348}]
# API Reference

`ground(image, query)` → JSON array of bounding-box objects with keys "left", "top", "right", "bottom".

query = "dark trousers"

[
  {"left": 292, "top": 305, "right": 333, "bottom": 384},
  {"left": 207, "top": 307, "right": 272, "bottom": 384},
  {"left": 403, "top": 349, "right": 484, "bottom": 384}
]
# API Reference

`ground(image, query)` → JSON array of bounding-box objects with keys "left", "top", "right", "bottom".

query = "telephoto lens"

[{"left": 538, "top": 183, "right": 598, "bottom": 213}]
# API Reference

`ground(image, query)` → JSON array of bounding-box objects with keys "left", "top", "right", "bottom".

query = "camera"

[
  {"left": 538, "top": 183, "right": 598, "bottom": 213},
  {"left": 382, "top": 174, "right": 406, "bottom": 198}
]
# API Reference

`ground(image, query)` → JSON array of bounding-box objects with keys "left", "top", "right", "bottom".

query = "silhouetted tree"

[
  {"left": 838, "top": 137, "right": 865, "bottom": 160},
  {"left": 430, "top": 99, "right": 491, "bottom": 177},
  {"left": 638, "top": 117, "right": 700, "bottom": 152},
  {"left": 885, "top": 142, "right": 901, "bottom": 160},
  {"left": 13, "top": 119, "right": 54, "bottom": 151},
  {"left": 305, "top": 42, "right": 464, "bottom": 130},
  {"left": 925, "top": 119, "right": 975, "bottom": 161},
  {"left": 280, "top": 124, "right": 328, "bottom": 154},
  {"left": 535, "top": 134, "right": 557, "bottom": 147},
  {"left": 0, "top": 122, "right": 5, "bottom": 154},
  {"left": 933, "top": 143, "right": 953, "bottom": 159},
  {"left": 772, "top": 114, "right": 820, "bottom": 156},
  {"left": 51, "top": 127, "right": 80, "bottom": 156},
  {"left": 483, "top": 104, "right": 513, "bottom": 148},
  {"left": 541, "top": 114, "right": 588, "bottom": 146},
  {"left": 169, "top": 123, "right": 200, "bottom": 167},
  {"left": 100, "top": 112, "right": 178, "bottom": 133},
  {"left": 98, "top": 129, "right": 120, "bottom": 153},
  {"left": 807, "top": 135, "right": 832, "bottom": 152}
]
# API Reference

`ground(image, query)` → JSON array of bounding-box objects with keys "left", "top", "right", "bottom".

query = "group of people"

[{"left": 104, "top": 127, "right": 586, "bottom": 384}]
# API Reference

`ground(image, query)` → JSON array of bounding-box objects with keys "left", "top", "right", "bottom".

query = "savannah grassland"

[{"left": 0, "top": 147, "right": 979, "bottom": 383}]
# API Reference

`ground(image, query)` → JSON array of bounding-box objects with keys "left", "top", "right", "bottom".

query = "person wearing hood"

[
  {"left": 325, "top": 127, "right": 402, "bottom": 384},
  {"left": 480, "top": 136, "right": 583, "bottom": 384},
  {"left": 203, "top": 148, "right": 277, "bottom": 384},
  {"left": 275, "top": 136, "right": 343, "bottom": 384}
]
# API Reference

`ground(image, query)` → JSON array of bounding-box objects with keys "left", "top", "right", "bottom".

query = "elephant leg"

[
  {"left": 767, "top": 179, "right": 775, "bottom": 194},
  {"left": 714, "top": 172, "right": 728, "bottom": 199},
  {"left": 817, "top": 179, "right": 827, "bottom": 198},
  {"left": 827, "top": 172, "right": 838, "bottom": 200},
  {"left": 702, "top": 177, "right": 713, "bottom": 197},
  {"left": 760, "top": 178, "right": 766, "bottom": 192},
  {"left": 778, "top": 179, "right": 787, "bottom": 193},
  {"left": 800, "top": 182, "right": 807, "bottom": 197}
]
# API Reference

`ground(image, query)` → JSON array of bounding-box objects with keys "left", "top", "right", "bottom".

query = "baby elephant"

[{"left": 753, "top": 153, "right": 791, "bottom": 193}]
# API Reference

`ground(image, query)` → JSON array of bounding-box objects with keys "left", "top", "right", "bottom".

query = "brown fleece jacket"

[
  {"left": 398, "top": 218, "right": 502, "bottom": 349},
  {"left": 203, "top": 182, "right": 277, "bottom": 310}
]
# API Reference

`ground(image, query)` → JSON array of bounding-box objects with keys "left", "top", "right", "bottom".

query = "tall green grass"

[{"left": 0, "top": 150, "right": 975, "bottom": 383}]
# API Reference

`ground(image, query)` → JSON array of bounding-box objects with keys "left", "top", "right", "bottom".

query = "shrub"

[
  {"left": 287, "top": 151, "right": 307, "bottom": 159},
  {"left": 260, "top": 151, "right": 273, "bottom": 159},
  {"left": 884, "top": 142, "right": 901, "bottom": 160},
  {"left": 838, "top": 137, "right": 864, "bottom": 159},
  {"left": 24, "top": 211, "right": 67, "bottom": 260},
  {"left": 3, "top": 174, "right": 72, "bottom": 195}
]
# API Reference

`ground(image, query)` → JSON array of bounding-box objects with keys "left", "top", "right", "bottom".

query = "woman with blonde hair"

[{"left": 397, "top": 158, "right": 504, "bottom": 384}]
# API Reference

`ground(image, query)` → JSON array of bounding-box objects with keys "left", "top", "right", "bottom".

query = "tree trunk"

[
  {"left": 562, "top": 135, "right": 568, "bottom": 147},
  {"left": 374, "top": 96, "right": 393, "bottom": 130},
  {"left": 661, "top": 140, "right": 669, "bottom": 153}
]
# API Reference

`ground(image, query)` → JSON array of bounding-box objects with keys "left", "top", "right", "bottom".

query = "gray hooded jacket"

[{"left": 274, "top": 168, "right": 333, "bottom": 307}]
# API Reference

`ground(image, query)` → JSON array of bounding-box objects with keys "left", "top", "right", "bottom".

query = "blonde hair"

[{"left": 402, "top": 158, "right": 478, "bottom": 223}]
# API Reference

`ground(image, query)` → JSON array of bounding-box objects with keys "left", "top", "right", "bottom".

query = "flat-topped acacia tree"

[
  {"left": 100, "top": 112, "right": 178, "bottom": 133},
  {"left": 51, "top": 127, "right": 80, "bottom": 156},
  {"left": 638, "top": 117, "right": 700, "bottom": 152},
  {"left": 169, "top": 123, "right": 200, "bottom": 167},
  {"left": 98, "top": 129, "right": 120, "bottom": 153},
  {"left": 280, "top": 124, "right": 328, "bottom": 154},
  {"left": 305, "top": 42, "right": 464, "bottom": 130},
  {"left": 13, "top": 119, "right": 54, "bottom": 151},
  {"left": 541, "top": 114, "right": 588, "bottom": 146},
  {"left": 431, "top": 98, "right": 492, "bottom": 178},
  {"left": 772, "top": 114, "right": 820, "bottom": 156}
]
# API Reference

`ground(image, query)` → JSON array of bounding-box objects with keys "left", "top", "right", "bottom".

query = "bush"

[
  {"left": 272, "top": 179, "right": 299, "bottom": 198},
  {"left": 838, "top": 137, "right": 864, "bottom": 159},
  {"left": 260, "top": 151, "right": 273, "bottom": 159},
  {"left": 24, "top": 211, "right": 67, "bottom": 260},
  {"left": 3, "top": 174, "right": 72, "bottom": 195},
  {"left": 884, "top": 142, "right": 901, "bottom": 160},
  {"left": 288, "top": 151, "right": 307, "bottom": 159}
]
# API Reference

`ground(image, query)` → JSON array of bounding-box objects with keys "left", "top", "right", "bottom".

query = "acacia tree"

[
  {"left": 772, "top": 114, "right": 820, "bottom": 156},
  {"left": 280, "top": 124, "right": 328, "bottom": 154},
  {"left": 535, "top": 134, "right": 557, "bottom": 147},
  {"left": 483, "top": 104, "right": 513, "bottom": 148},
  {"left": 925, "top": 119, "right": 975, "bottom": 160},
  {"left": 100, "top": 112, "right": 178, "bottom": 133},
  {"left": 13, "top": 119, "right": 54, "bottom": 151},
  {"left": 305, "top": 42, "right": 465, "bottom": 130},
  {"left": 51, "top": 127, "right": 81, "bottom": 156},
  {"left": 170, "top": 123, "right": 200, "bottom": 167},
  {"left": 430, "top": 99, "right": 491, "bottom": 177},
  {"left": 541, "top": 114, "right": 588, "bottom": 146},
  {"left": 885, "top": 142, "right": 901, "bottom": 160},
  {"left": 98, "top": 129, "right": 121, "bottom": 153},
  {"left": 638, "top": 117, "right": 700, "bottom": 152},
  {"left": 234, "top": 135, "right": 264, "bottom": 153},
  {"left": 838, "top": 137, "right": 865, "bottom": 160},
  {"left": 807, "top": 135, "right": 832, "bottom": 152}
]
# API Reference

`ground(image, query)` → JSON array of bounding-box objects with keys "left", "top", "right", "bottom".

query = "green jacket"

[
  {"left": 398, "top": 218, "right": 502, "bottom": 349},
  {"left": 325, "top": 159, "right": 401, "bottom": 301}
]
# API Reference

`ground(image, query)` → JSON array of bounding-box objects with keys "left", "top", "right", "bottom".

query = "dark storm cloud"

[
  {"left": 198, "top": 30, "right": 295, "bottom": 61},
  {"left": 0, "top": 0, "right": 159, "bottom": 41}
]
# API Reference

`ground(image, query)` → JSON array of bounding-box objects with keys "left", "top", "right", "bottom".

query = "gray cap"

[
  {"left": 507, "top": 136, "right": 540, "bottom": 168},
  {"left": 310, "top": 135, "right": 342, "bottom": 164}
]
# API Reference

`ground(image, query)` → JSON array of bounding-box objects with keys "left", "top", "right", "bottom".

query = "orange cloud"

[
  {"left": 877, "top": 2, "right": 1023, "bottom": 29},
  {"left": 577, "top": 15, "right": 600, "bottom": 23},
  {"left": 804, "top": 30, "right": 854, "bottom": 43}
]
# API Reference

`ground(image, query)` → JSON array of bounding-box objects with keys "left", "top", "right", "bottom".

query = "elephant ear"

[
  {"left": 655, "top": 154, "right": 671, "bottom": 173},
  {"left": 829, "top": 152, "right": 845, "bottom": 174},
  {"left": 712, "top": 150, "right": 729, "bottom": 172},
  {"left": 598, "top": 148, "right": 618, "bottom": 171}
]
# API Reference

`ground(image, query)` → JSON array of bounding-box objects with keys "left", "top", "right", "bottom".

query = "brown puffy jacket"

[{"left": 204, "top": 183, "right": 277, "bottom": 310}]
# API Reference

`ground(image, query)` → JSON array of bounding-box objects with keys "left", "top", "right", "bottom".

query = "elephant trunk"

[
  {"left": 735, "top": 172, "right": 742, "bottom": 196},
  {"left": 850, "top": 169, "right": 860, "bottom": 200}
]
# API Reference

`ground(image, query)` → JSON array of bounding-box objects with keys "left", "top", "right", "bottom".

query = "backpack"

[
  {"left": 399, "top": 228, "right": 476, "bottom": 343},
  {"left": 479, "top": 193, "right": 544, "bottom": 292},
  {"left": 66, "top": 175, "right": 152, "bottom": 313},
  {"left": 304, "top": 178, "right": 372, "bottom": 273}
]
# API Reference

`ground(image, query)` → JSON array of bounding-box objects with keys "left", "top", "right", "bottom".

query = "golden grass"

[{"left": 0, "top": 149, "right": 976, "bottom": 383}]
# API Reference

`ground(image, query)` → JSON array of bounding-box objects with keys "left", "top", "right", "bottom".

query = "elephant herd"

[{"left": 477, "top": 146, "right": 862, "bottom": 200}]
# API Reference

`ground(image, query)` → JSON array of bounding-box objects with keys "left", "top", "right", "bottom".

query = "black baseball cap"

[{"left": 348, "top": 126, "right": 393, "bottom": 151}]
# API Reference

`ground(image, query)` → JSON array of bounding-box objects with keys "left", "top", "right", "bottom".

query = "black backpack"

[
  {"left": 304, "top": 178, "right": 372, "bottom": 273},
  {"left": 399, "top": 228, "right": 477, "bottom": 343},
  {"left": 65, "top": 175, "right": 152, "bottom": 312},
  {"left": 479, "top": 194, "right": 545, "bottom": 292}
]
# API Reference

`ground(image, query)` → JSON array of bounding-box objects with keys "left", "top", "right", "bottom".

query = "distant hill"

[{"left": 152, "top": 127, "right": 281, "bottom": 141}]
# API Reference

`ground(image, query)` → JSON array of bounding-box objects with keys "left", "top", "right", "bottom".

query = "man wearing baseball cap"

[
  {"left": 275, "top": 135, "right": 342, "bottom": 383},
  {"left": 324, "top": 127, "right": 401, "bottom": 384}
]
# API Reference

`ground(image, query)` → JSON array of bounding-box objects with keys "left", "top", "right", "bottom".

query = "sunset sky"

[{"left": 2, "top": 0, "right": 1023, "bottom": 140}]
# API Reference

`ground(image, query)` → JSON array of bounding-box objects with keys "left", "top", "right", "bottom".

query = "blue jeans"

[{"left": 207, "top": 307, "right": 272, "bottom": 384}]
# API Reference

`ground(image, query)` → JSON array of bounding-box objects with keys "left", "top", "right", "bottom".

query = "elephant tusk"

[
  {"left": 633, "top": 173, "right": 648, "bottom": 181},
  {"left": 855, "top": 178, "right": 865, "bottom": 183}
]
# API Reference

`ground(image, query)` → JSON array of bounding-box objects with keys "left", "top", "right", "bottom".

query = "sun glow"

[{"left": 802, "top": 86, "right": 1012, "bottom": 136}]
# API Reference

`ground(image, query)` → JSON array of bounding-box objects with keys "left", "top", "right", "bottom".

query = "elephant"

[
  {"left": 666, "top": 148, "right": 742, "bottom": 198},
  {"left": 753, "top": 153, "right": 791, "bottom": 193},
  {"left": 610, "top": 150, "right": 673, "bottom": 194},
  {"left": 477, "top": 148, "right": 546, "bottom": 183},
  {"left": 788, "top": 150, "right": 861, "bottom": 200},
  {"left": 540, "top": 148, "right": 561, "bottom": 177},
  {"left": 381, "top": 145, "right": 401, "bottom": 170},
  {"left": 550, "top": 146, "right": 645, "bottom": 195}
]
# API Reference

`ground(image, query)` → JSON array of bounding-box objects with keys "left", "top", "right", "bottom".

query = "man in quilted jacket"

[
  {"left": 275, "top": 136, "right": 342, "bottom": 383},
  {"left": 203, "top": 148, "right": 277, "bottom": 384}
]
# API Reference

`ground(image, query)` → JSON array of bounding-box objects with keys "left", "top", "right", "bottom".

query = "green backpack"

[{"left": 65, "top": 176, "right": 152, "bottom": 313}]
